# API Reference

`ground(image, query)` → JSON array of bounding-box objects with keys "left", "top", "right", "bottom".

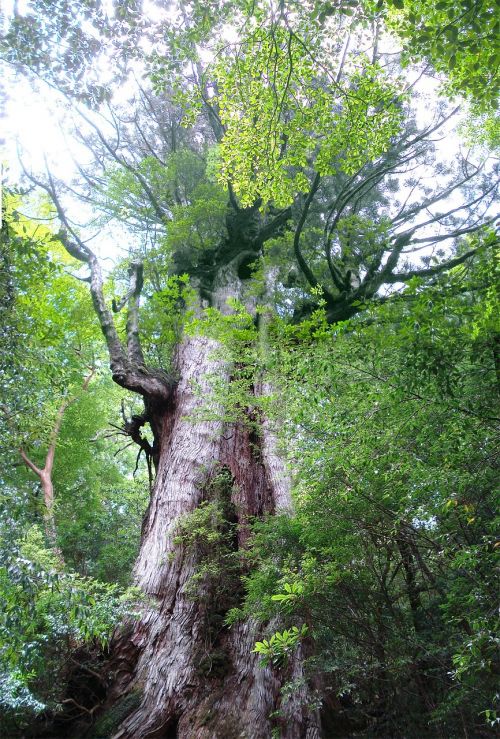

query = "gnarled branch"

[{"left": 22, "top": 167, "right": 174, "bottom": 402}]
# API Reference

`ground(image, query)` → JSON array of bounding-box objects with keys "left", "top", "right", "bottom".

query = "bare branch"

[{"left": 385, "top": 244, "right": 486, "bottom": 284}]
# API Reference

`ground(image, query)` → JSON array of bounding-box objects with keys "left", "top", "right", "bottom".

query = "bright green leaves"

[
  {"left": 0, "top": 195, "right": 98, "bottom": 446},
  {"left": 314, "top": 67, "right": 404, "bottom": 177},
  {"left": 210, "top": 28, "right": 404, "bottom": 206},
  {"left": 383, "top": 0, "right": 499, "bottom": 113},
  {"left": 271, "top": 580, "right": 304, "bottom": 603},
  {"left": 253, "top": 623, "right": 308, "bottom": 667},
  {"left": 1, "top": 193, "right": 148, "bottom": 582},
  {"left": 140, "top": 274, "right": 195, "bottom": 371}
]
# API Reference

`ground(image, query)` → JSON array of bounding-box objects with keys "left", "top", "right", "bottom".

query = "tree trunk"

[
  {"left": 105, "top": 275, "right": 321, "bottom": 738},
  {"left": 55, "top": 212, "right": 321, "bottom": 736},
  {"left": 18, "top": 370, "right": 94, "bottom": 562}
]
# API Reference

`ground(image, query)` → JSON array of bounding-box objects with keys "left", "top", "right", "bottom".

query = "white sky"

[{"left": 1, "top": 2, "right": 491, "bottom": 267}]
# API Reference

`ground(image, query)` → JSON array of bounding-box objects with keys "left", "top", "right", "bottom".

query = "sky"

[
  {"left": 1, "top": 1, "right": 493, "bottom": 268},
  {"left": 2, "top": 69, "right": 137, "bottom": 262}
]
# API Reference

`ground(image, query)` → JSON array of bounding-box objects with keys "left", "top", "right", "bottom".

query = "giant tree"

[{"left": 4, "top": 1, "right": 499, "bottom": 736}]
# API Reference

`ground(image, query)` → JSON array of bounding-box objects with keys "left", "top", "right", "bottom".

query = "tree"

[
  {"left": 235, "top": 248, "right": 499, "bottom": 735},
  {"left": 3, "top": 2, "right": 499, "bottom": 736},
  {"left": 0, "top": 196, "right": 147, "bottom": 733},
  {"left": 17, "top": 368, "right": 95, "bottom": 557},
  {"left": 1, "top": 196, "right": 90, "bottom": 549}
]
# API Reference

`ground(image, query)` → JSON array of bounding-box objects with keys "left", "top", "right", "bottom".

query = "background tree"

[{"left": 0, "top": 196, "right": 148, "bottom": 733}]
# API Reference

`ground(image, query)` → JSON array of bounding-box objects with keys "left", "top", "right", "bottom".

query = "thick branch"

[
  {"left": 257, "top": 206, "right": 292, "bottom": 244},
  {"left": 56, "top": 228, "right": 129, "bottom": 378},
  {"left": 23, "top": 166, "right": 173, "bottom": 401},
  {"left": 77, "top": 243, "right": 172, "bottom": 400},
  {"left": 126, "top": 261, "right": 145, "bottom": 366},
  {"left": 384, "top": 245, "right": 483, "bottom": 283},
  {"left": 293, "top": 174, "right": 331, "bottom": 299}
]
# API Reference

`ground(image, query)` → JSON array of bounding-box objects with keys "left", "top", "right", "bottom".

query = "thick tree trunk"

[{"left": 104, "top": 278, "right": 321, "bottom": 737}]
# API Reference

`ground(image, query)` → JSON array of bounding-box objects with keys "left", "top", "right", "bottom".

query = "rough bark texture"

[
  {"left": 53, "top": 207, "right": 321, "bottom": 736},
  {"left": 103, "top": 273, "right": 321, "bottom": 738}
]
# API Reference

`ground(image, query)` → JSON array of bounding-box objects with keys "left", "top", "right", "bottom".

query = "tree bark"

[
  {"left": 105, "top": 274, "right": 321, "bottom": 738},
  {"left": 52, "top": 205, "right": 321, "bottom": 736}
]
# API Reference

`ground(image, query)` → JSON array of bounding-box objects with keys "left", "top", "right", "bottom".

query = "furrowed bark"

[
  {"left": 52, "top": 195, "right": 321, "bottom": 735},
  {"left": 103, "top": 269, "right": 320, "bottom": 738}
]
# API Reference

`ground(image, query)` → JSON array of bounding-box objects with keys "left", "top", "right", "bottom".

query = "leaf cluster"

[{"left": 236, "top": 250, "right": 499, "bottom": 734}]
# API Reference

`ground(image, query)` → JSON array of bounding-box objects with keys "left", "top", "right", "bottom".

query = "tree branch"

[
  {"left": 126, "top": 261, "right": 145, "bottom": 367},
  {"left": 385, "top": 245, "right": 485, "bottom": 283},
  {"left": 23, "top": 167, "right": 174, "bottom": 401},
  {"left": 19, "top": 448, "right": 42, "bottom": 477},
  {"left": 293, "top": 174, "right": 331, "bottom": 298},
  {"left": 257, "top": 206, "right": 292, "bottom": 244}
]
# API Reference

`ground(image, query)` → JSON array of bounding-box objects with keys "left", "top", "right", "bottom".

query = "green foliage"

[
  {"left": 253, "top": 624, "right": 308, "bottom": 667},
  {"left": 1, "top": 196, "right": 149, "bottom": 585},
  {"left": 0, "top": 524, "right": 140, "bottom": 733},
  {"left": 161, "top": 180, "right": 228, "bottom": 276},
  {"left": 236, "top": 248, "right": 499, "bottom": 734},
  {"left": 382, "top": 0, "right": 499, "bottom": 113},
  {"left": 140, "top": 274, "right": 195, "bottom": 372},
  {"left": 187, "top": 298, "right": 263, "bottom": 427},
  {"left": 271, "top": 581, "right": 305, "bottom": 604},
  {"left": 278, "top": 1, "right": 498, "bottom": 121},
  {"left": 174, "top": 500, "right": 228, "bottom": 551},
  {"left": 1, "top": 195, "right": 100, "bottom": 449},
  {"left": 210, "top": 28, "right": 404, "bottom": 206},
  {"left": 102, "top": 150, "right": 215, "bottom": 231},
  {"left": 173, "top": 466, "right": 241, "bottom": 599}
]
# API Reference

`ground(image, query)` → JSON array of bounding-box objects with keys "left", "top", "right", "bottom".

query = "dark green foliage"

[
  {"left": 235, "top": 250, "right": 499, "bottom": 735},
  {"left": 0, "top": 525, "right": 140, "bottom": 735},
  {"left": 173, "top": 465, "right": 241, "bottom": 603}
]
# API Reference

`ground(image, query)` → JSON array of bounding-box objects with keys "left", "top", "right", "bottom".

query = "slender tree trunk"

[
  {"left": 20, "top": 445, "right": 60, "bottom": 550},
  {"left": 18, "top": 370, "right": 94, "bottom": 559},
  {"left": 106, "top": 278, "right": 321, "bottom": 738}
]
